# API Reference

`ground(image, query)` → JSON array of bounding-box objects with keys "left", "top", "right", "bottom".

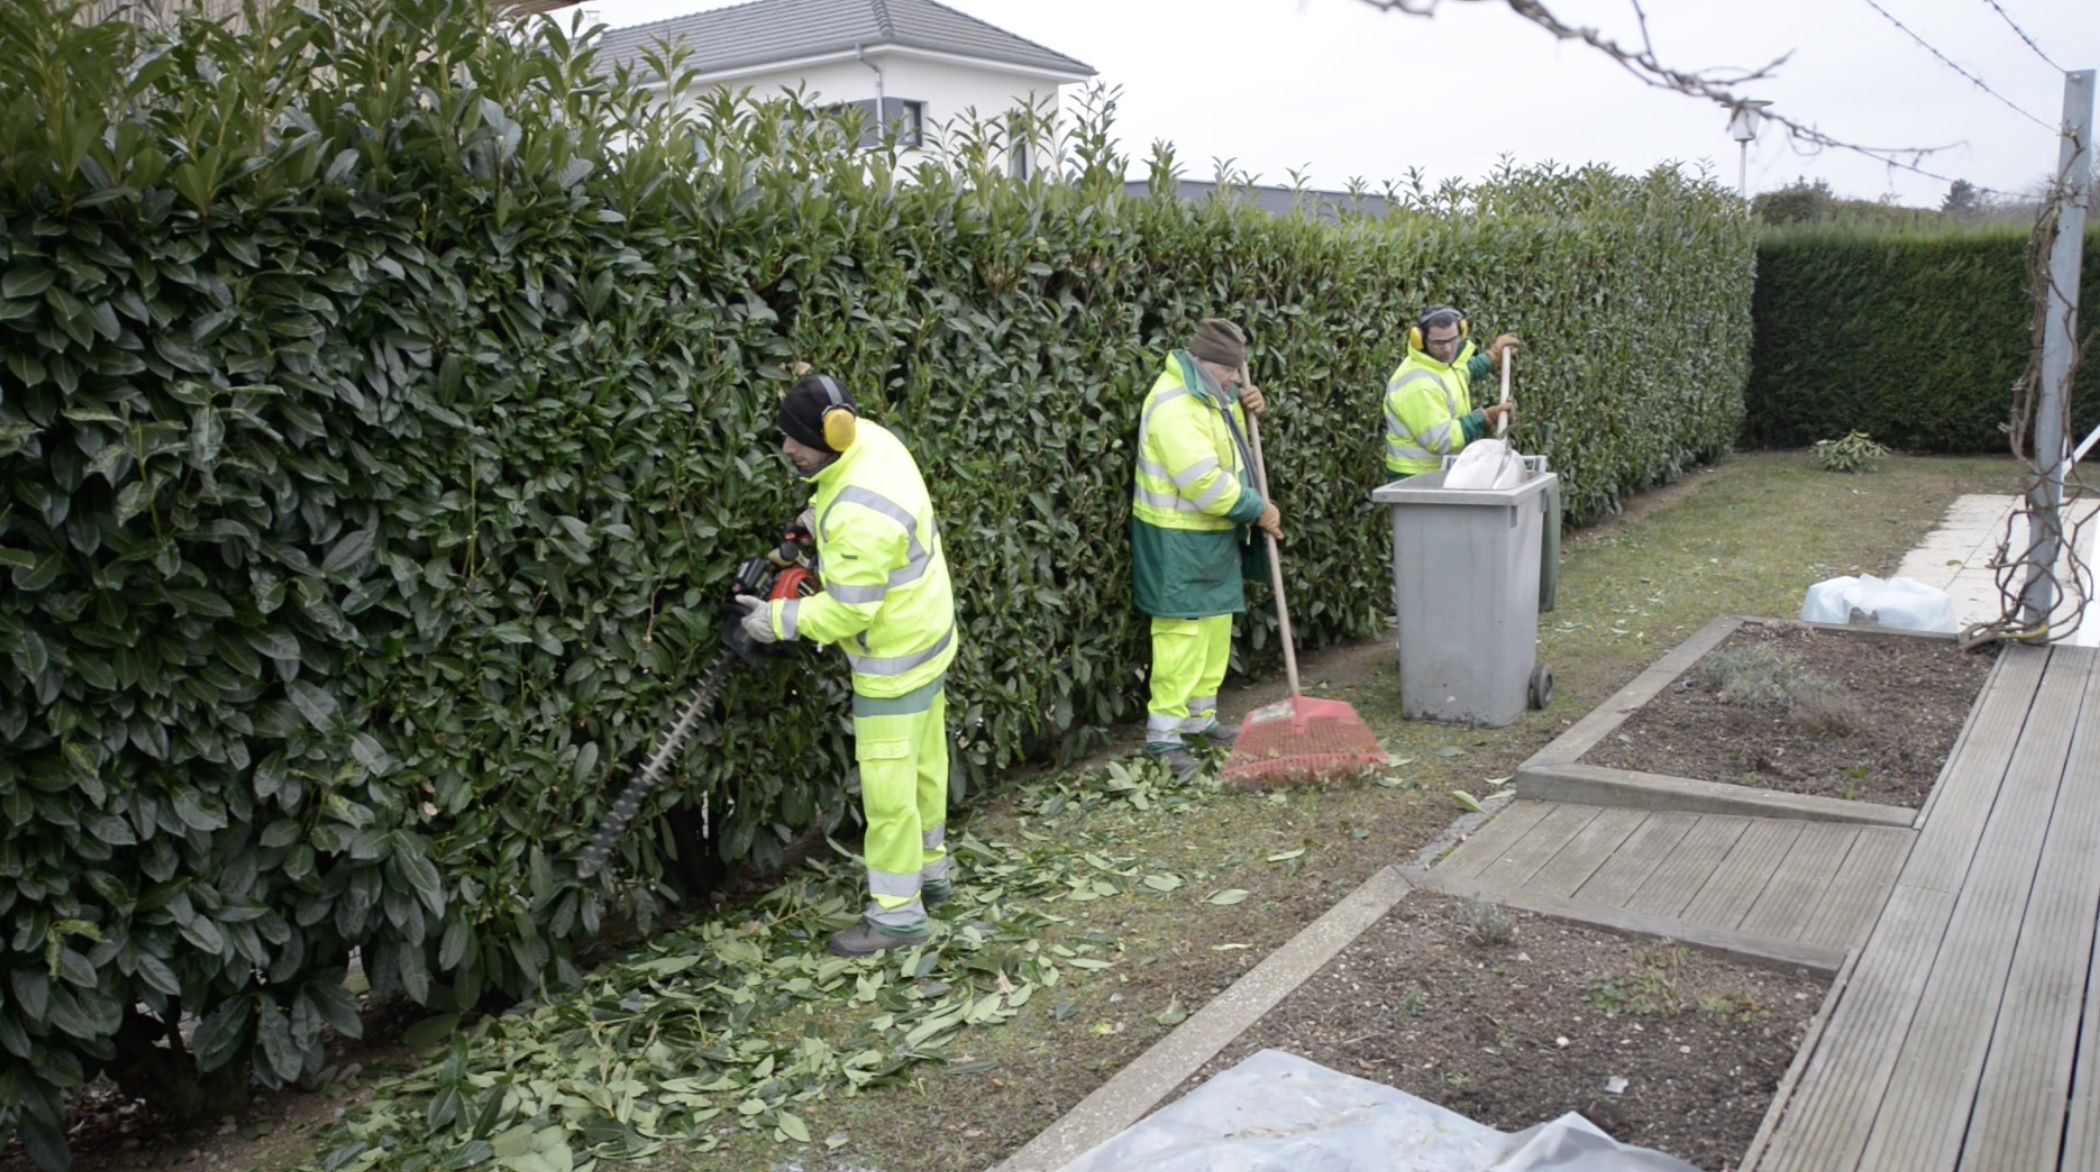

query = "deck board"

[
  {"left": 1957, "top": 648, "right": 2100, "bottom": 1172},
  {"left": 1737, "top": 822, "right": 1861, "bottom": 940},
  {"left": 1855, "top": 648, "right": 2092, "bottom": 1172},
  {"left": 1436, "top": 799, "right": 1554, "bottom": 880},
  {"left": 1527, "top": 807, "right": 1648, "bottom": 898},
  {"left": 1796, "top": 827, "right": 1912, "bottom": 949},
  {"left": 1622, "top": 815, "right": 1751, "bottom": 918}
]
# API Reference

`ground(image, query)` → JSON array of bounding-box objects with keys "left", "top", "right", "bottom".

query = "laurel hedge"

[
  {"left": 0, "top": 0, "right": 1752, "bottom": 1156},
  {"left": 1746, "top": 224, "right": 2100, "bottom": 451}
]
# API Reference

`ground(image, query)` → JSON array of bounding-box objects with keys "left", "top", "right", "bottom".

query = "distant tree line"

[{"left": 1754, "top": 174, "right": 2100, "bottom": 231}]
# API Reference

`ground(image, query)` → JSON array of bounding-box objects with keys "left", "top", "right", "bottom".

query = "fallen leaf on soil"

[
  {"left": 1437, "top": 747, "right": 1468, "bottom": 759},
  {"left": 1266, "top": 848, "right": 1305, "bottom": 862},
  {"left": 1452, "top": 791, "right": 1484, "bottom": 813},
  {"left": 1153, "top": 999, "right": 1188, "bottom": 1026},
  {"left": 1208, "top": 888, "right": 1252, "bottom": 906},
  {"left": 1211, "top": 943, "right": 1250, "bottom": 951}
]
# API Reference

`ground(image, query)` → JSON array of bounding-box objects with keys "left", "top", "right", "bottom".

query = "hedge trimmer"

[{"left": 575, "top": 527, "right": 819, "bottom": 879}]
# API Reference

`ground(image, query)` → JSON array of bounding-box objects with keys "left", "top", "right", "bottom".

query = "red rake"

[{"left": 1222, "top": 406, "right": 1387, "bottom": 788}]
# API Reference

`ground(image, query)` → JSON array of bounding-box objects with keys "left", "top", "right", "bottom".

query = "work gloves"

[{"left": 734, "top": 595, "right": 779, "bottom": 644}]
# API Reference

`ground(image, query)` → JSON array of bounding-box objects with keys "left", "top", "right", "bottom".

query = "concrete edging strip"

[
  {"left": 993, "top": 864, "right": 1416, "bottom": 1172},
  {"left": 1517, "top": 761, "right": 1917, "bottom": 828}
]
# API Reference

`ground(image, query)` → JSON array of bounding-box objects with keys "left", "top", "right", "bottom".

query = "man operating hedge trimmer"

[{"left": 737, "top": 373, "right": 961, "bottom": 958}]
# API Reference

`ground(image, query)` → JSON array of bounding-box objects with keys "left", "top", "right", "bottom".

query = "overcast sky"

[{"left": 575, "top": 0, "right": 2094, "bottom": 207}]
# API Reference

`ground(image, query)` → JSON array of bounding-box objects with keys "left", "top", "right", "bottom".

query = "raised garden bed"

[
  {"left": 1173, "top": 890, "right": 1825, "bottom": 1171},
  {"left": 1518, "top": 617, "right": 1999, "bottom": 821}
]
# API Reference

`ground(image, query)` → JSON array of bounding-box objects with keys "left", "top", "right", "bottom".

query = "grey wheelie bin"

[{"left": 1369, "top": 458, "right": 1559, "bottom": 727}]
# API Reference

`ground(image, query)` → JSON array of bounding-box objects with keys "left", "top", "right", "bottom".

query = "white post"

[{"left": 2023, "top": 69, "right": 2094, "bottom": 627}]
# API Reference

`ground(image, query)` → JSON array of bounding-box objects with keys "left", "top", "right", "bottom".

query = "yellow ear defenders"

[
  {"left": 1408, "top": 307, "right": 1469, "bottom": 353},
  {"left": 817, "top": 375, "right": 858, "bottom": 452}
]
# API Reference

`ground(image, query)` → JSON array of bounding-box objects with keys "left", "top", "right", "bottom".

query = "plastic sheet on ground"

[
  {"left": 1054, "top": 1049, "right": 1699, "bottom": 1172},
  {"left": 1799, "top": 573, "right": 1958, "bottom": 633}
]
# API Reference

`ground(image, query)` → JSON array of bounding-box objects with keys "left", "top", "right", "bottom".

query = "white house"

[{"left": 595, "top": 0, "right": 1095, "bottom": 176}]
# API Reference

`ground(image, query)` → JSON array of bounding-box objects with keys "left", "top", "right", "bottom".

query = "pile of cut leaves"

[{"left": 311, "top": 759, "right": 1217, "bottom": 1171}]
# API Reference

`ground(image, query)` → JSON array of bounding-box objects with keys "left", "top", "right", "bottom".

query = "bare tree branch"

[{"left": 1349, "top": 0, "right": 2011, "bottom": 195}]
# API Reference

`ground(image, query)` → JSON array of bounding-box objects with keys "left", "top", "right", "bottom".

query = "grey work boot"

[
  {"left": 1195, "top": 721, "right": 1237, "bottom": 750},
  {"left": 922, "top": 879, "right": 955, "bottom": 910},
  {"left": 1145, "top": 742, "right": 1204, "bottom": 780},
  {"left": 826, "top": 918, "right": 930, "bottom": 958}
]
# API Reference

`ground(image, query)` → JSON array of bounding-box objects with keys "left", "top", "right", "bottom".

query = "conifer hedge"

[
  {"left": 0, "top": 0, "right": 1751, "bottom": 1154},
  {"left": 1747, "top": 224, "right": 2100, "bottom": 451}
]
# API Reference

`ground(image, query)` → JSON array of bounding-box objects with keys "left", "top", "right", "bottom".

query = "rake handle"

[
  {"left": 1243, "top": 401, "right": 1302, "bottom": 702},
  {"left": 1496, "top": 348, "right": 1513, "bottom": 439}
]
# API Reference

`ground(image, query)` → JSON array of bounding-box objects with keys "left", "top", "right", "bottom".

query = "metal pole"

[
  {"left": 1739, "top": 139, "right": 1749, "bottom": 201},
  {"left": 2023, "top": 69, "right": 2095, "bottom": 628}
]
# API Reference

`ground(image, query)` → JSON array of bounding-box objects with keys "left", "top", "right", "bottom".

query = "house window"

[
  {"left": 885, "top": 99, "right": 925, "bottom": 148},
  {"left": 818, "top": 98, "right": 924, "bottom": 149}
]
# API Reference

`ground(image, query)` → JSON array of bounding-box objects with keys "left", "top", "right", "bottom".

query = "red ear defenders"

[
  {"left": 1409, "top": 307, "right": 1469, "bottom": 353},
  {"left": 818, "top": 375, "right": 857, "bottom": 451}
]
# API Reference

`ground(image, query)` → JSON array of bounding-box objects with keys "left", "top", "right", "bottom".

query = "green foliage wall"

[
  {"left": 0, "top": 0, "right": 1751, "bottom": 1152},
  {"left": 1747, "top": 224, "right": 2100, "bottom": 451}
]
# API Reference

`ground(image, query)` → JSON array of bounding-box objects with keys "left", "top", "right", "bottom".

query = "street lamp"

[{"left": 1727, "top": 100, "right": 1772, "bottom": 201}]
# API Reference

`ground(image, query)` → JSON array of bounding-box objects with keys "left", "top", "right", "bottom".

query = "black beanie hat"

[{"left": 779, "top": 375, "right": 853, "bottom": 451}]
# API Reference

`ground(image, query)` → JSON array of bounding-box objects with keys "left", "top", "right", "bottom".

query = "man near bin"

[
  {"left": 1130, "top": 318, "right": 1285, "bottom": 779},
  {"left": 736, "top": 373, "right": 958, "bottom": 958},
  {"left": 1383, "top": 306, "right": 1520, "bottom": 480}
]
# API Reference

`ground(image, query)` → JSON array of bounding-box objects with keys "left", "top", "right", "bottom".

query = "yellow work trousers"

[
  {"left": 1145, "top": 615, "right": 1231, "bottom": 748},
  {"left": 853, "top": 676, "right": 948, "bottom": 933}
]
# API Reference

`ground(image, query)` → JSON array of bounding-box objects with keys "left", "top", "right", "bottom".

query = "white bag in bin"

[
  {"left": 1800, "top": 574, "right": 1957, "bottom": 633},
  {"left": 1445, "top": 439, "right": 1528, "bottom": 490}
]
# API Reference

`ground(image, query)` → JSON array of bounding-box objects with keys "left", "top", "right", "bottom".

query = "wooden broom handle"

[
  {"left": 1496, "top": 348, "right": 1513, "bottom": 439},
  {"left": 1242, "top": 379, "right": 1301, "bottom": 700}
]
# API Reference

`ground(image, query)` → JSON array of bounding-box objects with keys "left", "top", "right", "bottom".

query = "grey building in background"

[{"left": 1124, "top": 179, "right": 1395, "bottom": 221}]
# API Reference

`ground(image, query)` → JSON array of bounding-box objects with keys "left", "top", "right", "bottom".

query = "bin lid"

[{"left": 1370, "top": 468, "right": 1558, "bottom": 507}]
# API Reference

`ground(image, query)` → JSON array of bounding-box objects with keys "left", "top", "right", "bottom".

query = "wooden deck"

[
  {"left": 1422, "top": 642, "right": 2100, "bottom": 1172},
  {"left": 1747, "top": 643, "right": 2100, "bottom": 1172},
  {"left": 1418, "top": 799, "right": 1910, "bottom": 969}
]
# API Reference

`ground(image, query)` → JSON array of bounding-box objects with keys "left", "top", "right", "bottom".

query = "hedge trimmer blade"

[{"left": 575, "top": 650, "right": 736, "bottom": 879}]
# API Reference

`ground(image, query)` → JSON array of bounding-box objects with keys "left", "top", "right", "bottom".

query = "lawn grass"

[{"left": 272, "top": 451, "right": 2020, "bottom": 1172}]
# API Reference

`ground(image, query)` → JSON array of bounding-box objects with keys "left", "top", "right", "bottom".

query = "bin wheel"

[{"left": 1528, "top": 664, "right": 1554, "bottom": 710}]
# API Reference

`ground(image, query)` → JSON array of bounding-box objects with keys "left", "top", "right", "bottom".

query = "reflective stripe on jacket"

[
  {"left": 1130, "top": 351, "right": 1266, "bottom": 618},
  {"left": 773, "top": 421, "right": 957, "bottom": 698},
  {"left": 1383, "top": 342, "right": 1479, "bottom": 478}
]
